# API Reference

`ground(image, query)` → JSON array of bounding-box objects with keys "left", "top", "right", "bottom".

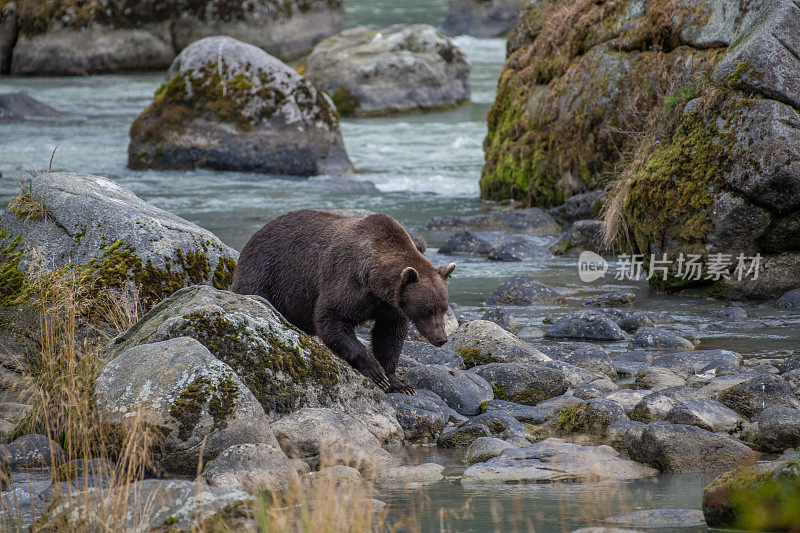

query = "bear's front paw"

[
  {"left": 359, "top": 360, "right": 390, "bottom": 391},
  {"left": 388, "top": 376, "right": 416, "bottom": 395}
]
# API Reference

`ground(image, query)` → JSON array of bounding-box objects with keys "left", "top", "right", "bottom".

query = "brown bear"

[{"left": 230, "top": 209, "right": 456, "bottom": 394}]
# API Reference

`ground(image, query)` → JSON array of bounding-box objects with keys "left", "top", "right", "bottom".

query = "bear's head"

[{"left": 398, "top": 262, "right": 456, "bottom": 347}]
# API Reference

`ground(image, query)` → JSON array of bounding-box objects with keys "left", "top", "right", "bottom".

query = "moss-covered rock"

[
  {"left": 128, "top": 36, "right": 352, "bottom": 176},
  {"left": 302, "top": 24, "right": 470, "bottom": 117},
  {"left": 105, "top": 285, "right": 402, "bottom": 444},
  {"left": 95, "top": 336, "right": 276, "bottom": 475},
  {"left": 480, "top": 0, "right": 758, "bottom": 207},
  {"left": 0, "top": 171, "right": 238, "bottom": 309}
]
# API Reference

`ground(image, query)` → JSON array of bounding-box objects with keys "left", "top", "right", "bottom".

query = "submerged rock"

[
  {"left": 442, "top": 0, "right": 524, "bottom": 37},
  {"left": 105, "top": 286, "right": 402, "bottom": 443},
  {"left": 302, "top": 24, "right": 470, "bottom": 117},
  {"left": 128, "top": 36, "right": 351, "bottom": 176},
  {"left": 462, "top": 439, "right": 657, "bottom": 484},
  {"left": 95, "top": 337, "right": 276, "bottom": 474},
  {"left": 374, "top": 464, "right": 444, "bottom": 488},
  {"left": 605, "top": 509, "right": 706, "bottom": 528},
  {"left": 0, "top": 92, "right": 60, "bottom": 121},
  {"left": 488, "top": 236, "right": 554, "bottom": 261}
]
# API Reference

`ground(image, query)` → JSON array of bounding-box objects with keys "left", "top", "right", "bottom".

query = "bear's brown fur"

[{"left": 231, "top": 209, "right": 455, "bottom": 393}]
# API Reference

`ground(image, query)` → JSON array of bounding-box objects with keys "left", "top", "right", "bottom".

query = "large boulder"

[
  {"left": 301, "top": 24, "right": 470, "bottom": 117},
  {"left": 128, "top": 36, "right": 351, "bottom": 176},
  {"left": 469, "top": 362, "right": 568, "bottom": 405},
  {"left": 95, "top": 337, "right": 277, "bottom": 474},
  {"left": 717, "top": 374, "right": 800, "bottom": 420},
  {"left": 442, "top": 0, "right": 525, "bottom": 38},
  {"left": 443, "top": 320, "right": 549, "bottom": 367},
  {"left": 484, "top": 274, "right": 563, "bottom": 305},
  {"left": 202, "top": 443, "right": 301, "bottom": 496},
  {"left": 544, "top": 311, "right": 625, "bottom": 342},
  {"left": 0, "top": 172, "right": 238, "bottom": 308},
  {"left": 105, "top": 285, "right": 402, "bottom": 444},
  {"left": 386, "top": 390, "right": 452, "bottom": 443},
  {"left": 0, "top": 92, "right": 60, "bottom": 122},
  {"left": 402, "top": 364, "right": 493, "bottom": 416},
  {"left": 9, "top": 0, "right": 342, "bottom": 75},
  {"left": 757, "top": 406, "right": 800, "bottom": 452}
]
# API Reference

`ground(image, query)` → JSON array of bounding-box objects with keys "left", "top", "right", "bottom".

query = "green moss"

[
  {"left": 663, "top": 84, "right": 698, "bottom": 112},
  {"left": 552, "top": 403, "right": 611, "bottom": 435},
  {"left": 170, "top": 376, "right": 211, "bottom": 441},
  {"left": 330, "top": 86, "right": 360, "bottom": 117},
  {"left": 0, "top": 232, "right": 30, "bottom": 307},
  {"left": 457, "top": 347, "right": 487, "bottom": 369},
  {"left": 212, "top": 258, "right": 237, "bottom": 290},
  {"left": 490, "top": 381, "right": 507, "bottom": 401},
  {"left": 525, "top": 424, "right": 549, "bottom": 442},
  {"left": 479, "top": 400, "right": 490, "bottom": 413},
  {"left": 162, "top": 516, "right": 179, "bottom": 527}
]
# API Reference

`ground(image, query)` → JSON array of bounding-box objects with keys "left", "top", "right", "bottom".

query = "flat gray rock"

[
  {"left": 664, "top": 398, "right": 744, "bottom": 433},
  {"left": 545, "top": 311, "right": 626, "bottom": 342},
  {"left": 438, "top": 230, "right": 493, "bottom": 255},
  {"left": 631, "top": 327, "right": 693, "bottom": 350},
  {"left": 605, "top": 509, "right": 706, "bottom": 528},
  {"left": 403, "top": 364, "right": 493, "bottom": 416}
]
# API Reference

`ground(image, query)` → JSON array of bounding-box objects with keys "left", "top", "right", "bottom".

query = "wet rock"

[
  {"left": 403, "top": 364, "right": 493, "bottom": 416},
  {"left": 95, "top": 337, "right": 276, "bottom": 475},
  {"left": 605, "top": 509, "right": 706, "bottom": 528},
  {"left": 547, "top": 191, "right": 605, "bottom": 224},
  {"left": 552, "top": 220, "right": 603, "bottom": 254},
  {"left": 561, "top": 345, "right": 615, "bottom": 377},
  {"left": 630, "top": 422, "right": 756, "bottom": 473},
  {"left": 604, "top": 390, "right": 650, "bottom": 415},
  {"left": 465, "top": 437, "right": 513, "bottom": 464},
  {"left": 634, "top": 367, "right": 686, "bottom": 392},
  {"left": 374, "top": 463, "right": 444, "bottom": 487},
  {"left": 484, "top": 274, "right": 563, "bottom": 306},
  {"left": 717, "top": 374, "right": 800, "bottom": 420},
  {"left": 45, "top": 478, "right": 252, "bottom": 530},
  {"left": 0, "top": 434, "right": 62, "bottom": 469},
  {"left": 617, "top": 314, "right": 654, "bottom": 333},
  {"left": 585, "top": 291, "right": 635, "bottom": 307},
  {"left": 545, "top": 311, "right": 625, "bottom": 342},
  {"left": 128, "top": 36, "right": 351, "bottom": 176},
  {"left": 777, "top": 288, "right": 800, "bottom": 308},
  {"left": 271, "top": 408, "right": 396, "bottom": 475},
  {"left": 0, "top": 172, "right": 238, "bottom": 310},
  {"left": 543, "top": 360, "right": 602, "bottom": 388},
  {"left": 469, "top": 363, "right": 569, "bottom": 405},
  {"left": 713, "top": 0, "right": 800, "bottom": 111},
  {"left": 303, "top": 24, "right": 469, "bottom": 117},
  {"left": 106, "top": 286, "right": 401, "bottom": 444},
  {"left": 402, "top": 341, "right": 463, "bottom": 368},
  {"left": 427, "top": 208, "right": 561, "bottom": 234},
  {"left": 483, "top": 399, "right": 575, "bottom": 424},
  {"left": 305, "top": 465, "right": 363, "bottom": 489},
  {"left": 488, "top": 236, "right": 554, "bottom": 261},
  {"left": 605, "top": 420, "right": 647, "bottom": 456},
  {"left": 719, "top": 306, "right": 748, "bottom": 320},
  {"left": 437, "top": 423, "right": 491, "bottom": 448},
  {"left": 481, "top": 308, "right": 518, "bottom": 333},
  {"left": 203, "top": 443, "right": 300, "bottom": 496},
  {"left": 386, "top": 390, "right": 451, "bottom": 442},
  {"left": 757, "top": 405, "right": 800, "bottom": 452},
  {"left": 631, "top": 327, "right": 694, "bottom": 351},
  {"left": 651, "top": 350, "right": 742, "bottom": 379},
  {"left": 444, "top": 320, "right": 549, "bottom": 367},
  {"left": 664, "top": 399, "right": 744, "bottom": 433},
  {"left": 553, "top": 400, "right": 628, "bottom": 436},
  {"left": 442, "top": 0, "right": 524, "bottom": 37},
  {"left": 0, "top": 92, "right": 61, "bottom": 122},
  {"left": 438, "top": 230, "right": 493, "bottom": 255},
  {"left": 462, "top": 439, "right": 657, "bottom": 483}
]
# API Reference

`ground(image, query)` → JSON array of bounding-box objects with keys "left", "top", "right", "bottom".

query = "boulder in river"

[
  {"left": 105, "top": 285, "right": 402, "bottom": 444},
  {"left": 444, "top": 320, "right": 549, "bottom": 368},
  {"left": 544, "top": 311, "right": 625, "bottom": 342},
  {"left": 402, "top": 364, "right": 493, "bottom": 416},
  {"left": 386, "top": 390, "right": 452, "bottom": 443},
  {"left": 469, "top": 362, "right": 568, "bottom": 406},
  {"left": 301, "top": 24, "right": 470, "bottom": 117},
  {"left": 484, "top": 274, "right": 563, "bottom": 306},
  {"left": 442, "top": 0, "right": 525, "bottom": 38},
  {"left": 128, "top": 36, "right": 352, "bottom": 176},
  {"left": 0, "top": 92, "right": 60, "bottom": 122},
  {"left": 717, "top": 373, "right": 800, "bottom": 420},
  {"left": 427, "top": 208, "right": 561, "bottom": 234},
  {"left": 757, "top": 405, "right": 800, "bottom": 452}
]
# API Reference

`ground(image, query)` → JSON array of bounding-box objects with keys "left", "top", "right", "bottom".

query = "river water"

[{"left": 1, "top": 0, "right": 799, "bottom": 530}]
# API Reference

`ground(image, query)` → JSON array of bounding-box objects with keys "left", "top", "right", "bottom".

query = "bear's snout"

[{"left": 431, "top": 334, "right": 447, "bottom": 347}]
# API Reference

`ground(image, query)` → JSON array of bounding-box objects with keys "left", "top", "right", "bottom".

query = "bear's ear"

[
  {"left": 400, "top": 267, "right": 419, "bottom": 286},
  {"left": 438, "top": 262, "right": 456, "bottom": 280}
]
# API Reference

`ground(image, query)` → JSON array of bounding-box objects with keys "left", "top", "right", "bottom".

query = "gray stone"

[
  {"left": 757, "top": 405, "right": 800, "bottom": 452},
  {"left": 444, "top": 320, "right": 549, "bottom": 367},
  {"left": 707, "top": 192, "right": 771, "bottom": 256},
  {"left": 585, "top": 291, "right": 635, "bottom": 307},
  {"left": 0, "top": 92, "right": 61, "bottom": 122},
  {"left": 543, "top": 360, "right": 603, "bottom": 388},
  {"left": 438, "top": 230, "right": 493, "bottom": 255},
  {"left": 605, "top": 509, "right": 706, "bottom": 528},
  {"left": 462, "top": 439, "right": 657, "bottom": 483},
  {"left": 548, "top": 191, "right": 605, "bottom": 224},
  {"left": 631, "top": 327, "right": 693, "bottom": 350},
  {"left": 777, "top": 288, "right": 800, "bottom": 309},
  {"left": 484, "top": 274, "right": 563, "bottom": 305},
  {"left": 437, "top": 423, "right": 491, "bottom": 448},
  {"left": 303, "top": 24, "right": 469, "bottom": 117},
  {"left": 304, "top": 465, "right": 363, "bottom": 489},
  {"left": 0, "top": 172, "right": 238, "bottom": 307},
  {"left": 545, "top": 311, "right": 626, "bottom": 342},
  {"left": 562, "top": 345, "right": 615, "bottom": 377},
  {"left": 481, "top": 307, "right": 518, "bottom": 333},
  {"left": 374, "top": 463, "right": 444, "bottom": 487},
  {"left": 483, "top": 399, "right": 575, "bottom": 424},
  {"left": 107, "top": 286, "right": 402, "bottom": 444},
  {"left": 617, "top": 314, "right": 654, "bottom": 333},
  {"left": 203, "top": 443, "right": 301, "bottom": 496},
  {"left": 95, "top": 337, "right": 276, "bottom": 475},
  {"left": 713, "top": 0, "right": 800, "bottom": 110},
  {"left": 605, "top": 390, "right": 650, "bottom": 415},
  {"left": 698, "top": 373, "right": 753, "bottom": 399},
  {"left": 573, "top": 383, "right": 605, "bottom": 400},
  {"left": 403, "top": 364, "right": 494, "bottom": 416},
  {"left": 718, "top": 374, "right": 800, "bottom": 420},
  {"left": 553, "top": 399, "right": 628, "bottom": 436},
  {"left": 270, "top": 408, "right": 396, "bottom": 475},
  {"left": 128, "top": 36, "right": 351, "bottom": 176},
  {"left": 469, "top": 363, "right": 569, "bottom": 406},
  {"left": 781, "top": 354, "right": 800, "bottom": 374},
  {"left": 553, "top": 220, "right": 604, "bottom": 254},
  {"left": 442, "top": 0, "right": 525, "bottom": 37},
  {"left": 488, "top": 236, "right": 554, "bottom": 262},
  {"left": 427, "top": 208, "right": 561, "bottom": 234},
  {"left": 634, "top": 367, "right": 686, "bottom": 392},
  {"left": 387, "top": 390, "right": 451, "bottom": 442},
  {"left": 630, "top": 422, "right": 756, "bottom": 473},
  {"left": 465, "top": 437, "right": 513, "bottom": 464},
  {"left": 0, "top": 434, "right": 62, "bottom": 469},
  {"left": 402, "top": 340, "right": 463, "bottom": 368},
  {"left": 605, "top": 420, "right": 647, "bottom": 456},
  {"left": 664, "top": 399, "right": 744, "bottom": 433},
  {"left": 651, "top": 350, "right": 742, "bottom": 379}
]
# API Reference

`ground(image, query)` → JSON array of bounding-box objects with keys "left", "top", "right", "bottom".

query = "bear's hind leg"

[{"left": 372, "top": 315, "right": 415, "bottom": 395}]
